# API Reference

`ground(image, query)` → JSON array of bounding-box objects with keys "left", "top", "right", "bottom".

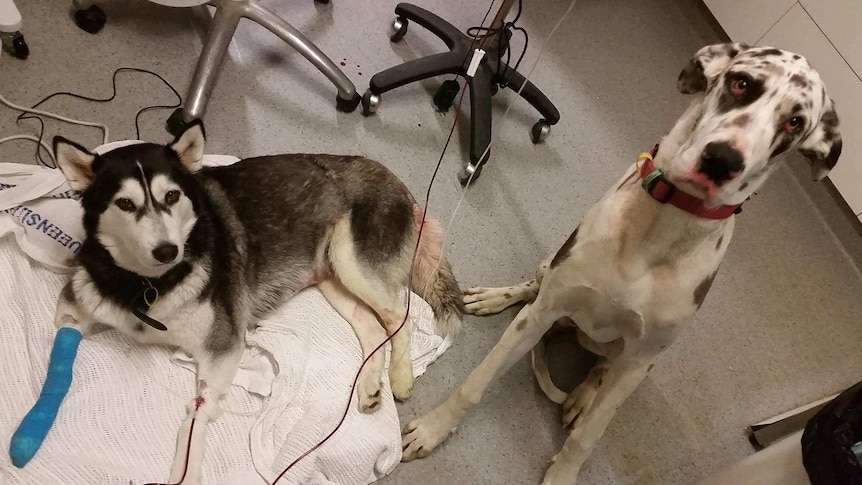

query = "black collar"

[{"left": 129, "top": 279, "right": 168, "bottom": 331}]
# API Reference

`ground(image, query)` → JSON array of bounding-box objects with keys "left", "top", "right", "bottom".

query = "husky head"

[{"left": 54, "top": 122, "right": 206, "bottom": 278}]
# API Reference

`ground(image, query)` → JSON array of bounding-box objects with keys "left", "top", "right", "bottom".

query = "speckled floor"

[{"left": 2, "top": 0, "right": 862, "bottom": 484}]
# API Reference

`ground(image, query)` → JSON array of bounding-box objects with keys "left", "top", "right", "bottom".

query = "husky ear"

[
  {"left": 169, "top": 120, "right": 206, "bottom": 172},
  {"left": 678, "top": 43, "right": 749, "bottom": 94},
  {"left": 53, "top": 137, "right": 96, "bottom": 192},
  {"left": 799, "top": 97, "right": 842, "bottom": 181}
]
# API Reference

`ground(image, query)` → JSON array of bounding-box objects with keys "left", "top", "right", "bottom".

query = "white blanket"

[{"left": 0, "top": 145, "right": 452, "bottom": 485}]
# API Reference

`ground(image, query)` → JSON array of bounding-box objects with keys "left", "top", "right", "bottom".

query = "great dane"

[{"left": 401, "top": 43, "right": 843, "bottom": 484}]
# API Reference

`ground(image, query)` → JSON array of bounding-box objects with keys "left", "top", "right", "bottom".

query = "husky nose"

[
  {"left": 699, "top": 142, "right": 744, "bottom": 185},
  {"left": 152, "top": 244, "right": 179, "bottom": 264}
]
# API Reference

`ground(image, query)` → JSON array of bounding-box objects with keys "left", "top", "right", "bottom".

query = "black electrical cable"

[{"left": 16, "top": 67, "right": 182, "bottom": 168}]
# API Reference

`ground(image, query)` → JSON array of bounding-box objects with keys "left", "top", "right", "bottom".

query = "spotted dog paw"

[
  {"left": 401, "top": 406, "right": 459, "bottom": 461},
  {"left": 562, "top": 369, "right": 603, "bottom": 429},
  {"left": 463, "top": 286, "right": 522, "bottom": 315}
]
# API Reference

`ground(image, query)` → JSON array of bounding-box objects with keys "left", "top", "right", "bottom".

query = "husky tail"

[{"left": 410, "top": 207, "right": 463, "bottom": 338}]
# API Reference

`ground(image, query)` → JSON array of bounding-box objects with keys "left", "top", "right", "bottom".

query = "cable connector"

[{"left": 466, "top": 49, "right": 486, "bottom": 78}]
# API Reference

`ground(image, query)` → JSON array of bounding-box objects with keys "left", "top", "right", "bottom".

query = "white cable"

[
  {"left": 0, "top": 91, "right": 110, "bottom": 148},
  {"left": 426, "top": 0, "right": 579, "bottom": 295},
  {"left": 0, "top": 135, "right": 55, "bottom": 165}
]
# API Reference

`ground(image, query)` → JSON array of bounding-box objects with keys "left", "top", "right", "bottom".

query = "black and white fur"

[
  {"left": 400, "top": 44, "right": 842, "bottom": 484},
  {"left": 52, "top": 122, "right": 463, "bottom": 484}
]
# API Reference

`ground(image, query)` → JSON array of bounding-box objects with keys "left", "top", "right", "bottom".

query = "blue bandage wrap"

[{"left": 9, "top": 327, "right": 82, "bottom": 468}]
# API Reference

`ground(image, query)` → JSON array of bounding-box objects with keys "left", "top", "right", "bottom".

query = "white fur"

[{"left": 401, "top": 45, "right": 838, "bottom": 485}]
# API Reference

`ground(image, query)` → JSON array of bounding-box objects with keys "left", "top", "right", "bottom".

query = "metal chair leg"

[
  {"left": 181, "top": 2, "right": 242, "bottom": 123},
  {"left": 243, "top": 1, "right": 358, "bottom": 106}
]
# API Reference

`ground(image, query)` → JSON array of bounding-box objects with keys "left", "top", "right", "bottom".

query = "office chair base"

[
  {"left": 366, "top": 3, "right": 560, "bottom": 184},
  {"left": 74, "top": 5, "right": 106, "bottom": 34},
  {"left": 170, "top": 0, "right": 358, "bottom": 133},
  {"left": 336, "top": 92, "right": 361, "bottom": 113},
  {"left": 0, "top": 31, "right": 28, "bottom": 59}
]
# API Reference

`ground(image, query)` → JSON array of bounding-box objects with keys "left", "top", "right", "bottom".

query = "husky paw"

[
  {"left": 389, "top": 362, "right": 414, "bottom": 401},
  {"left": 463, "top": 286, "right": 523, "bottom": 315},
  {"left": 358, "top": 376, "right": 383, "bottom": 413},
  {"left": 401, "top": 406, "right": 459, "bottom": 461}
]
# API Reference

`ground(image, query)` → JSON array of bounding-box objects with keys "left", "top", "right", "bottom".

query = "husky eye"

[
  {"left": 115, "top": 198, "right": 136, "bottom": 212},
  {"left": 784, "top": 116, "right": 804, "bottom": 133},
  {"left": 165, "top": 190, "right": 181, "bottom": 205}
]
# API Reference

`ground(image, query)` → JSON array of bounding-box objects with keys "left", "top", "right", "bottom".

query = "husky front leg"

[{"left": 168, "top": 342, "right": 243, "bottom": 485}]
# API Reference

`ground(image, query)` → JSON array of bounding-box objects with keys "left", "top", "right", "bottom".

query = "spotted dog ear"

[
  {"left": 799, "top": 97, "right": 842, "bottom": 181},
  {"left": 677, "top": 43, "right": 749, "bottom": 94}
]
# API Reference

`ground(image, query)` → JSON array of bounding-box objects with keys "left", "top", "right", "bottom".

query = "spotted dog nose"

[
  {"left": 699, "top": 142, "right": 744, "bottom": 185},
  {"left": 152, "top": 243, "right": 179, "bottom": 264}
]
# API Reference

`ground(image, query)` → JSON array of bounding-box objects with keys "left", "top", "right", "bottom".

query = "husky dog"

[{"left": 51, "top": 121, "right": 462, "bottom": 484}]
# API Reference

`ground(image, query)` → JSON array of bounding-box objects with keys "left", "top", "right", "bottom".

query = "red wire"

[
  {"left": 144, "top": 417, "right": 197, "bottom": 485},
  {"left": 271, "top": 86, "right": 469, "bottom": 484}
]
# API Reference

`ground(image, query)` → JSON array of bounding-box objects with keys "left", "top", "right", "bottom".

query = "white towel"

[{"left": 0, "top": 144, "right": 453, "bottom": 485}]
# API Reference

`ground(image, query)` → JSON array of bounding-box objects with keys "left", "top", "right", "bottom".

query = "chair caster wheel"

[
  {"left": 390, "top": 17, "right": 408, "bottom": 42},
  {"left": 74, "top": 5, "right": 107, "bottom": 34},
  {"left": 165, "top": 108, "right": 188, "bottom": 137},
  {"left": 361, "top": 90, "right": 380, "bottom": 116},
  {"left": 531, "top": 120, "right": 551, "bottom": 144},
  {"left": 459, "top": 162, "right": 484, "bottom": 186},
  {"left": 433, "top": 80, "right": 460, "bottom": 112},
  {"left": 3, "top": 32, "right": 29, "bottom": 59},
  {"left": 336, "top": 92, "right": 361, "bottom": 112}
]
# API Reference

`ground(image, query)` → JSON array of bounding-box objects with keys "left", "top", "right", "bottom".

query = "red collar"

[{"left": 638, "top": 145, "right": 741, "bottom": 220}]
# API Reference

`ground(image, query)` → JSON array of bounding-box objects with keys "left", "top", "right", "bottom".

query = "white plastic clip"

[{"left": 466, "top": 49, "right": 486, "bottom": 78}]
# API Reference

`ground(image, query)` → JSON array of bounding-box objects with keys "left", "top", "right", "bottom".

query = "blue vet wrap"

[{"left": 9, "top": 327, "right": 82, "bottom": 468}]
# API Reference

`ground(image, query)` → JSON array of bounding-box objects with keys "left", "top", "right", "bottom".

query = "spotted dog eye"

[
  {"left": 165, "top": 190, "right": 181, "bottom": 205},
  {"left": 730, "top": 76, "right": 748, "bottom": 96},
  {"left": 115, "top": 198, "right": 136, "bottom": 212},
  {"left": 784, "top": 116, "right": 804, "bottom": 133}
]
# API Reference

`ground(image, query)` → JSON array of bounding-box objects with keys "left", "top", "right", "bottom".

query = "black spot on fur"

[
  {"left": 738, "top": 182, "right": 749, "bottom": 192},
  {"left": 752, "top": 48, "right": 782, "bottom": 58},
  {"left": 792, "top": 54, "right": 800, "bottom": 60},
  {"left": 597, "top": 378, "right": 603, "bottom": 386},
  {"left": 715, "top": 235, "right": 724, "bottom": 250},
  {"left": 660, "top": 345, "right": 667, "bottom": 350},
  {"left": 134, "top": 322, "right": 144, "bottom": 332},
  {"left": 789, "top": 74, "right": 808, "bottom": 88},
  {"left": 694, "top": 271, "right": 718, "bottom": 309},
  {"left": 503, "top": 293, "right": 512, "bottom": 299},
  {"left": 516, "top": 319, "right": 527, "bottom": 331},
  {"left": 648, "top": 364, "right": 655, "bottom": 372},
  {"left": 373, "top": 389, "right": 381, "bottom": 398},
  {"left": 550, "top": 226, "right": 579, "bottom": 268},
  {"left": 731, "top": 114, "right": 750, "bottom": 127},
  {"left": 717, "top": 73, "right": 766, "bottom": 114},
  {"left": 368, "top": 401, "right": 380, "bottom": 410},
  {"left": 678, "top": 58, "right": 707, "bottom": 94}
]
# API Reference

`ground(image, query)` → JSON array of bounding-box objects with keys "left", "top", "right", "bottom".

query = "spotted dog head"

[
  {"left": 668, "top": 43, "right": 841, "bottom": 206},
  {"left": 53, "top": 121, "right": 206, "bottom": 277}
]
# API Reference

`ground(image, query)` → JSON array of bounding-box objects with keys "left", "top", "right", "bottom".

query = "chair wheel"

[
  {"left": 74, "top": 5, "right": 107, "bottom": 34},
  {"left": 336, "top": 92, "right": 361, "bottom": 113},
  {"left": 165, "top": 108, "right": 188, "bottom": 137},
  {"left": 361, "top": 90, "right": 380, "bottom": 116},
  {"left": 390, "top": 17, "right": 408, "bottom": 42},
  {"left": 10, "top": 33, "right": 28, "bottom": 59},
  {"left": 433, "top": 80, "right": 460, "bottom": 112},
  {"left": 531, "top": 120, "right": 551, "bottom": 144}
]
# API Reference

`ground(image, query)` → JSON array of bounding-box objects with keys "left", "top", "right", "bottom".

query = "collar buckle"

[{"left": 641, "top": 167, "right": 676, "bottom": 204}]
